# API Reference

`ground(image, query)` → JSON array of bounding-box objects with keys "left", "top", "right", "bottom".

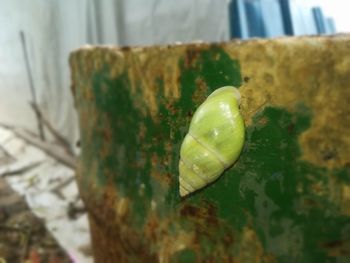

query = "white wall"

[
  {"left": 304, "top": 0, "right": 350, "bottom": 33},
  {"left": 261, "top": 0, "right": 285, "bottom": 37},
  {"left": 0, "top": 0, "right": 230, "bottom": 147},
  {"left": 0, "top": 0, "right": 85, "bottom": 145},
  {"left": 0, "top": 1, "right": 43, "bottom": 130},
  {"left": 290, "top": 0, "right": 317, "bottom": 35}
]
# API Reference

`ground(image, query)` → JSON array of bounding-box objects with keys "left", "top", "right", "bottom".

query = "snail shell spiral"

[{"left": 179, "top": 86, "right": 245, "bottom": 197}]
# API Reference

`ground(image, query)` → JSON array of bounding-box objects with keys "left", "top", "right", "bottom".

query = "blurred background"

[
  {"left": 0, "top": 0, "right": 349, "bottom": 262},
  {"left": 0, "top": 0, "right": 349, "bottom": 139}
]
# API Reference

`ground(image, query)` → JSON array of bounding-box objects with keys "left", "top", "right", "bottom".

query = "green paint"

[
  {"left": 77, "top": 46, "right": 350, "bottom": 261},
  {"left": 171, "top": 249, "right": 196, "bottom": 263},
  {"left": 186, "top": 106, "right": 350, "bottom": 261},
  {"left": 176, "top": 47, "right": 242, "bottom": 116}
]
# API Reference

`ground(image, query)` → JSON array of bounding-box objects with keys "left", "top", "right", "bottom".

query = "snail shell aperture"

[{"left": 179, "top": 86, "right": 245, "bottom": 197}]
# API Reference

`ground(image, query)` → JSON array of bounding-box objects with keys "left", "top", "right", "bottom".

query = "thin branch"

[
  {"left": 0, "top": 124, "right": 76, "bottom": 169},
  {"left": 0, "top": 161, "right": 42, "bottom": 177},
  {"left": 29, "top": 102, "right": 74, "bottom": 156},
  {"left": 19, "top": 31, "right": 45, "bottom": 140},
  {"left": 0, "top": 145, "right": 16, "bottom": 161},
  {"left": 51, "top": 177, "right": 76, "bottom": 194}
]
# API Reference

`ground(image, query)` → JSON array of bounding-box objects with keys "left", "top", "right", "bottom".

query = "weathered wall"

[{"left": 70, "top": 35, "right": 350, "bottom": 262}]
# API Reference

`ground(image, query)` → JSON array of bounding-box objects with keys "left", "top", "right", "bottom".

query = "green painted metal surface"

[{"left": 71, "top": 38, "right": 350, "bottom": 262}]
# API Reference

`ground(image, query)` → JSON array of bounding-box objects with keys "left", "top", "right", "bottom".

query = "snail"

[{"left": 179, "top": 86, "right": 245, "bottom": 197}]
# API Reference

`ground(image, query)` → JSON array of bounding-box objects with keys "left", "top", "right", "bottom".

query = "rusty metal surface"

[{"left": 70, "top": 35, "right": 350, "bottom": 262}]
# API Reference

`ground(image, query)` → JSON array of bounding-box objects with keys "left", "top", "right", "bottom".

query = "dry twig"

[
  {"left": 0, "top": 124, "right": 76, "bottom": 169},
  {"left": 19, "top": 31, "right": 45, "bottom": 141},
  {"left": 0, "top": 161, "right": 42, "bottom": 177},
  {"left": 29, "top": 102, "right": 74, "bottom": 156}
]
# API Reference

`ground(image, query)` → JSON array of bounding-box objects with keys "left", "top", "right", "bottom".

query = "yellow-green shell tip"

[{"left": 179, "top": 185, "right": 189, "bottom": 197}]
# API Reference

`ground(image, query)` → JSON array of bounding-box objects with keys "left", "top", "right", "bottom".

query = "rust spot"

[
  {"left": 323, "top": 240, "right": 345, "bottom": 249},
  {"left": 287, "top": 123, "right": 295, "bottom": 134},
  {"left": 310, "top": 182, "right": 325, "bottom": 196},
  {"left": 322, "top": 239, "right": 350, "bottom": 256},
  {"left": 180, "top": 202, "right": 218, "bottom": 227},
  {"left": 302, "top": 198, "right": 319, "bottom": 207},
  {"left": 164, "top": 173, "right": 172, "bottom": 184},
  {"left": 102, "top": 127, "right": 112, "bottom": 141},
  {"left": 180, "top": 204, "right": 198, "bottom": 217},
  {"left": 165, "top": 102, "right": 178, "bottom": 115},
  {"left": 184, "top": 48, "right": 201, "bottom": 68},
  {"left": 144, "top": 214, "right": 159, "bottom": 242},
  {"left": 143, "top": 213, "right": 194, "bottom": 262},
  {"left": 244, "top": 76, "right": 250, "bottom": 83},
  {"left": 222, "top": 233, "right": 235, "bottom": 248},
  {"left": 322, "top": 149, "right": 337, "bottom": 161},
  {"left": 120, "top": 46, "right": 131, "bottom": 52},
  {"left": 149, "top": 154, "right": 172, "bottom": 186},
  {"left": 192, "top": 77, "right": 209, "bottom": 105}
]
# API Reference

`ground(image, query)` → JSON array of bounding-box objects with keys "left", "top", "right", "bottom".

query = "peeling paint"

[
  {"left": 223, "top": 37, "right": 350, "bottom": 169},
  {"left": 70, "top": 35, "right": 350, "bottom": 262}
]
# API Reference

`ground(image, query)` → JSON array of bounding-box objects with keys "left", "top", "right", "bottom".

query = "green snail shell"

[{"left": 179, "top": 86, "right": 245, "bottom": 197}]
